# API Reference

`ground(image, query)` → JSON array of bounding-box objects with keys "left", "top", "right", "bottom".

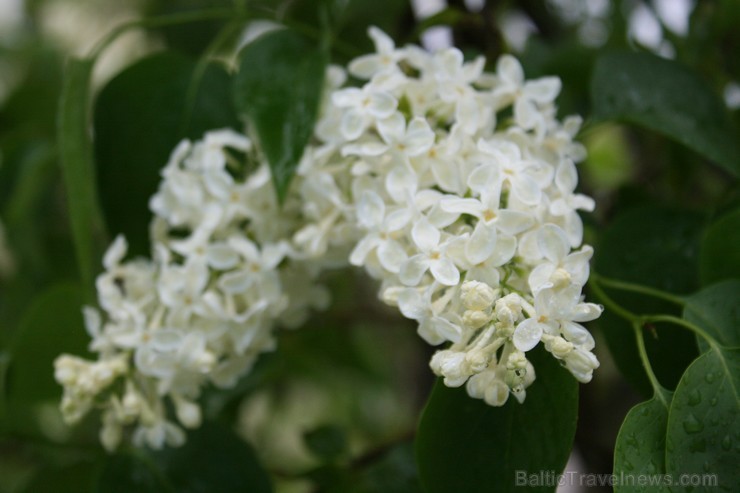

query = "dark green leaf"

[
  {"left": 699, "top": 209, "right": 740, "bottom": 285},
  {"left": 665, "top": 348, "right": 739, "bottom": 492},
  {"left": 7, "top": 282, "right": 89, "bottom": 403},
  {"left": 95, "top": 451, "right": 174, "bottom": 493},
  {"left": 155, "top": 421, "right": 272, "bottom": 493},
  {"left": 95, "top": 52, "right": 239, "bottom": 257},
  {"left": 350, "top": 442, "right": 422, "bottom": 493},
  {"left": 591, "top": 51, "right": 740, "bottom": 177},
  {"left": 595, "top": 206, "right": 703, "bottom": 395},
  {"left": 683, "top": 280, "right": 740, "bottom": 353},
  {"left": 57, "top": 58, "right": 108, "bottom": 302},
  {"left": 233, "top": 29, "right": 327, "bottom": 202},
  {"left": 21, "top": 461, "right": 97, "bottom": 493},
  {"left": 415, "top": 346, "right": 577, "bottom": 493},
  {"left": 304, "top": 424, "right": 348, "bottom": 461},
  {"left": 613, "top": 388, "right": 673, "bottom": 493}
]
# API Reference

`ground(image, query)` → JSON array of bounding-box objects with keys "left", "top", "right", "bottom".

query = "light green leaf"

[
  {"left": 699, "top": 209, "right": 740, "bottom": 286},
  {"left": 415, "top": 347, "right": 577, "bottom": 493},
  {"left": 57, "top": 58, "right": 108, "bottom": 303},
  {"left": 665, "top": 348, "right": 739, "bottom": 492},
  {"left": 614, "top": 388, "right": 673, "bottom": 493},
  {"left": 233, "top": 29, "right": 327, "bottom": 202},
  {"left": 683, "top": 280, "right": 740, "bottom": 353},
  {"left": 94, "top": 52, "right": 239, "bottom": 257},
  {"left": 591, "top": 51, "right": 740, "bottom": 177}
]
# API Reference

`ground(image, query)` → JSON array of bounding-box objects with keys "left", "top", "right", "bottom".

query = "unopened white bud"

[
  {"left": 430, "top": 350, "right": 469, "bottom": 387},
  {"left": 564, "top": 348, "right": 600, "bottom": 383},
  {"left": 462, "top": 309, "right": 490, "bottom": 329},
  {"left": 461, "top": 281, "right": 496, "bottom": 310},
  {"left": 465, "top": 349, "right": 490, "bottom": 373},
  {"left": 546, "top": 335, "right": 574, "bottom": 358},
  {"left": 484, "top": 380, "right": 510, "bottom": 406},
  {"left": 173, "top": 396, "right": 202, "bottom": 429},
  {"left": 100, "top": 412, "right": 122, "bottom": 451},
  {"left": 495, "top": 293, "right": 523, "bottom": 326}
]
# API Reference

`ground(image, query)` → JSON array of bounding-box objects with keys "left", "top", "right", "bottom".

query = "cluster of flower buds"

[{"left": 55, "top": 27, "right": 601, "bottom": 449}]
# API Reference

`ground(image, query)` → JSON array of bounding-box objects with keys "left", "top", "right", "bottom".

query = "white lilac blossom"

[{"left": 55, "top": 27, "right": 601, "bottom": 449}]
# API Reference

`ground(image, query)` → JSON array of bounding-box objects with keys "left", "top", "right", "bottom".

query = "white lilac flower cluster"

[
  {"left": 55, "top": 131, "right": 330, "bottom": 450},
  {"left": 55, "top": 27, "right": 601, "bottom": 449}
]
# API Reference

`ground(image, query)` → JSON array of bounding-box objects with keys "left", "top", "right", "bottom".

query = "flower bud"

[
  {"left": 461, "top": 281, "right": 496, "bottom": 310},
  {"left": 463, "top": 309, "right": 490, "bottom": 329}
]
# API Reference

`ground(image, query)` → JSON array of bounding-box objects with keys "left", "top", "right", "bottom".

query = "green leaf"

[
  {"left": 591, "top": 51, "right": 740, "bottom": 177},
  {"left": 57, "top": 58, "right": 108, "bottom": 302},
  {"left": 94, "top": 51, "right": 239, "bottom": 257},
  {"left": 21, "top": 461, "right": 98, "bottom": 493},
  {"left": 665, "top": 348, "right": 739, "bottom": 492},
  {"left": 95, "top": 451, "right": 174, "bottom": 493},
  {"left": 699, "top": 209, "right": 740, "bottom": 285},
  {"left": 7, "top": 282, "right": 88, "bottom": 403},
  {"left": 415, "top": 347, "right": 577, "bottom": 493},
  {"left": 233, "top": 29, "right": 327, "bottom": 202},
  {"left": 155, "top": 421, "right": 272, "bottom": 493},
  {"left": 613, "top": 388, "right": 673, "bottom": 493},
  {"left": 595, "top": 206, "right": 703, "bottom": 395},
  {"left": 304, "top": 424, "right": 348, "bottom": 462},
  {"left": 350, "top": 442, "right": 422, "bottom": 493},
  {"left": 683, "top": 280, "right": 740, "bottom": 353}
]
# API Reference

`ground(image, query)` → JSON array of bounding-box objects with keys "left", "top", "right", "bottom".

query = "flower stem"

[
  {"left": 642, "top": 314, "right": 718, "bottom": 348},
  {"left": 631, "top": 321, "right": 669, "bottom": 405},
  {"left": 588, "top": 277, "right": 639, "bottom": 322},
  {"left": 590, "top": 273, "right": 686, "bottom": 306}
]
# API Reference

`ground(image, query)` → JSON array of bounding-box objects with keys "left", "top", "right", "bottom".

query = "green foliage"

[
  {"left": 304, "top": 424, "right": 348, "bottom": 462},
  {"left": 683, "top": 280, "right": 740, "bottom": 352},
  {"left": 95, "top": 452, "right": 174, "bottom": 493},
  {"left": 591, "top": 51, "right": 740, "bottom": 177},
  {"left": 595, "top": 206, "right": 703, "bottom": 395},
  {"left": 613, "top": 389, "right": 673, "bottom": 493},
  {"left": 6, "top": 282, "right": 88, "bottom": 404},
  {"left": 94, "top": 52, "right": 239, "bottom": 257},
  {"left": 699, "top": 209, "right": 740, "bottom": 285},
  {"left": 233, "top": 29, "right": 327, "bottom": 202},
  {"left": 415, "top": 347, "right": 577, "bottom": 493},
  {"left": 57, "top": 58, "right": 108, "bottom": 302},
  {"left": 349, "top": 442, "right": 422, "bottom": 493},
  {"left": 155, "top": 422, "right": 272, "bottom": 493},
  {"left": 665, "top": 348, "right": 739, "bottom": 492}
]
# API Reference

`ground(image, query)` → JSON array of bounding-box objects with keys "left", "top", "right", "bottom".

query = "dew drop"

[
  {"left": 705, "top": 372, "right": 716, "bottom": 384},
  {"left": 703, "top": 461, "right": 711, "bottom": 472},
  {"left": 721, "top": 435, "right": 732, "bottom": 451},
  {"left": 710, "top": 397, "right": 718, "bottom": 407},
  {"left": 626, "top": 433, "right": 638, "bottom": 447},
  {"left": 646, "top": 461, "right": 656, "bottom": 474},
  {"left": 687, "top": 388, "right": 702, "bottom": 406},
  {"left": 683, "top": 413, "right": 704, "bottom": 434}
]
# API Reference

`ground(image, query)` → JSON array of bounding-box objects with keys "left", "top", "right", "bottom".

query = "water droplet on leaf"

[
  {"left": 687, "top": 388, "right": 702, "bottom": 406},
  {"left": 683, "top": 414, "right": 704, "bottom": 434}
]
